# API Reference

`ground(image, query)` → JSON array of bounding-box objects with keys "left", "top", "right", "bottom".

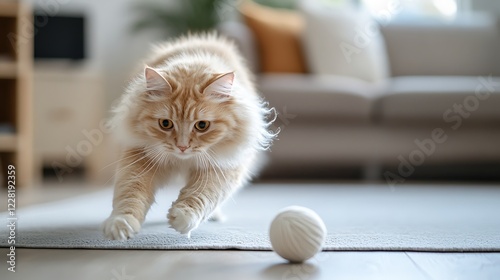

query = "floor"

[
  {"left": 2, "top": 249, "right": 500, "bottom": 280},
  {"left": 1, "top": 184, "right": 500, "bottom": 280}
]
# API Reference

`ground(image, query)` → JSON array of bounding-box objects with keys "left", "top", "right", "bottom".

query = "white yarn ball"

[{"left": 269, "top": 206, "right": 327, "bottom": 263}]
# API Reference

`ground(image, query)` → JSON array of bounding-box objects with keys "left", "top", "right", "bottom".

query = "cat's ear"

[
  {"left": 144, "top": 66, "right": 172, "bottom": 95},
  {"left": 203, "top": 72, "right": 234, "bottom": 97}
]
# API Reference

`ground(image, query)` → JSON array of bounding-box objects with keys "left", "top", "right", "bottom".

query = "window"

[
  {"left": 361, "top": 0, "right": 464, "bottom": 19},
  {"left": 323, "top": 0, "right": 469, "bottom": 19}
]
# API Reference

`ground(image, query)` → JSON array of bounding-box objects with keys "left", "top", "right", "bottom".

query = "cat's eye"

[
  {"left": 194, "top": 121, "right": 210, "bottom": 132},
  {"left": 159, "top": 119, "right": 174, "bottom": 130}
]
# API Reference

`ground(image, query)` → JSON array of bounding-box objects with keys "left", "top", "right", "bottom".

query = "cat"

[{"left": 103, "top": 33, "right": 277, "bottom": 240}]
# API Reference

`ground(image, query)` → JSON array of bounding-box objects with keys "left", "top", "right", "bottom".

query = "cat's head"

[{"left": 124, "top": 66, "right": 251, "bottom": 160}]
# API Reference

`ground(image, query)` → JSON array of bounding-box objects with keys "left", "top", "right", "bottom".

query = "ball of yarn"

[{"left": 269, "top": 206, "right": 327, "bottom": 263}]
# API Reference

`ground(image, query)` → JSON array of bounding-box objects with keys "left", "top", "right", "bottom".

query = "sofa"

[{"left": 219, "top": 13, "right": 500, "bottom": 181}]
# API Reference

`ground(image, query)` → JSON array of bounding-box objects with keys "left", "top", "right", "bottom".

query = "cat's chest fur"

[{"left": 155, "top": 157, "right": 210, "bottom": 184}]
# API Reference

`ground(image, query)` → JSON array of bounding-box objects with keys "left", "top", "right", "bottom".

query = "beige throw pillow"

[{"left": 299, "top": 0, "right": 390, "bottom": 83}]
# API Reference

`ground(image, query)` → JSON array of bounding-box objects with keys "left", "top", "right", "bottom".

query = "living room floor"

[
  {"left": 2, "top": 184, "right": 500, "bottom": 280},
  {"left": 3, "top": 249, "right": 500, "bottom": 280}
]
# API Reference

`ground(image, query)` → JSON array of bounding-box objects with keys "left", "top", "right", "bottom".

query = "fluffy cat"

[{"left": 103, "top": 34, "right": 277, "bottom": 240}]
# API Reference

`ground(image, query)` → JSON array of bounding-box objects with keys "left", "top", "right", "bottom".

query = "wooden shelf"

[
  {"left": 0, "top": 2, "right": 34, "bottom": 188},
  {"left": 0, "top": 60, "right": 17, "bottom": 78},
  {"left": 0, "top": 2, "right": 19, "bottom": 17},
  {"left": 0, "top": 133, "right": 17, "bottom": 151}
]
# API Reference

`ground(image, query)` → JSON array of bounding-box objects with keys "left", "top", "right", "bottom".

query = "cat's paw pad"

[
  {"left": 167, "top": 205, "right": 201, "bottom": 236},
  {"left": 102, "top": 214, "right": 141, "bottom": 241}
]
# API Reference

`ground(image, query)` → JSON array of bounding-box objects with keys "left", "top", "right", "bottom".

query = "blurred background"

[{"left": 0, "top": 0, "right": 499, "bottom": 189}]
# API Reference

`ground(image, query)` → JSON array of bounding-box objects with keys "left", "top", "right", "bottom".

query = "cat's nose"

[{"left": 177, "top": 145, "right": 190, "bottom": 152}]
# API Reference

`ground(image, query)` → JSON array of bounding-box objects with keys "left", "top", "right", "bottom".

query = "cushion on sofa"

[
  {"left": 240, "top": 1, "right": 307, "bottom": 73},
  {"left": 381, "top": 14, "right": 500, "bottom": 77},
  {"left": 376, "top": 76, "right": 500, "bottom": 123},
  {"left": 258, "top": 74, "right": 381, "bottom": 122},
  {"left": 299, "top": 0, "right": 390, "bottom": 83}
]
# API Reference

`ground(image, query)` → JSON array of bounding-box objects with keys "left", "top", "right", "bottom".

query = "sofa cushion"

[
  {"left": 381, "top": 14, "right": 500, "bottom": 77},
  {"left": 258, "top": 74, "right": 380, "bottom": 122},
  {"left": 376, "top": 76, "right": 500, "bottom": 123},
  {"left": 240, "top": 1, "right": 307, "bottom": 73},
  {"left": 299, "top": 0, "right": 390, "bottom": 83}
]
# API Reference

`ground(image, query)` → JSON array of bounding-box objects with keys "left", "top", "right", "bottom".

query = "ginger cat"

[{"left": 103, "top": 34, "right": 277, "bottom": 240}]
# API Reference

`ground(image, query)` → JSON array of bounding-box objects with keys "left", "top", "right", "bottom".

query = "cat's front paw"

[
  {"left": 167, "top": 203, "right": 202, "bottom": 236},
  {"left": 102, "top": 214, "right": 141, "bottom": 241}
]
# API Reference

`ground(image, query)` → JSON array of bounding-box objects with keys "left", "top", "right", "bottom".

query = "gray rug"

[{"left": 1, "top": 184, "right": 500, "bottom": 251}]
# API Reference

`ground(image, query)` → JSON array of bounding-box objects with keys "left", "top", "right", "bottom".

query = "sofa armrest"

[{"left": 217, "top": 21, "right": 260, "bottom": 73}]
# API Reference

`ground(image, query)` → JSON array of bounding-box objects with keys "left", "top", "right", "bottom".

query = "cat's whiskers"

[
  {"left": 97, "top": 150, "right": 145, "bottom": 173},
  {"left": 103, "top": 147, "right": 154, "bottom": 186},
  {"left": 195, "top": 151, "right": 225, "bottom": 206},
  {"left": 191, "top": 155, "right": 202, "bottom": 187},
  {"left": 116, "top": 144, "right": 162, "bottom": 184},
  {"left": 205, "top": 150, "right": 229, "bottom": 184},
  {"left": 204, "top": 154, "right": 216, "bottom": 196},
  {"left": 161, "top": 151, "right": 170, "bottom": 166},
  {"left": 200, "top": 153, "right": 217, "bottom": 207},
  {"left": 149, "top": 152, "right": 167, "bottom": 187},
  {"left": 132, "top": 148, "right": 165, "bottom": 180},
  {"left": 199, "top": 151, "right": 219, "bottom": 185},
  {"left": 189, "top": 153, "right": 210, "bottom": 197},
  {"left": 205, "top": 149, "right": 237, "bottom": 204},
  {"left": 188, "top": 154, "right": 202, "bottom": 191}
]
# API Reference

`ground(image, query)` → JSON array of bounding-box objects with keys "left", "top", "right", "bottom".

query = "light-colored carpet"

[{"left": 1, "top": 184, "right": 500, "bottom": 251}]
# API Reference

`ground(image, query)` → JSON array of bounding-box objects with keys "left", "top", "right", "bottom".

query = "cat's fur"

[{"left": 103, "top": 34, "right": 277, "bottom": 240}]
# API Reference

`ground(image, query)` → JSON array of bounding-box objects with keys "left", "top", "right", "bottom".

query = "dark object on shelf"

[
  {"left": 0, "top": 123, "right": 14, "bottom": 133},
  {"left": 34, "top": 13, "right": 85, "bottom": 60}
]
